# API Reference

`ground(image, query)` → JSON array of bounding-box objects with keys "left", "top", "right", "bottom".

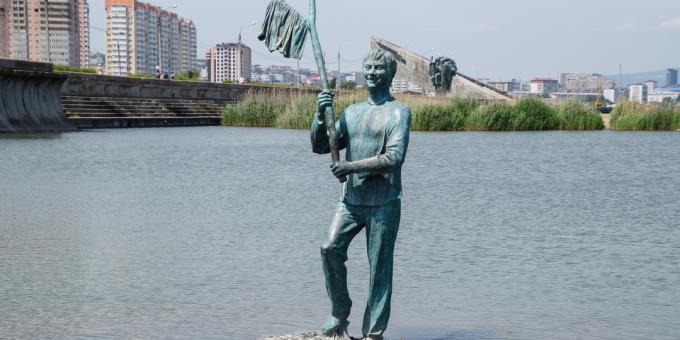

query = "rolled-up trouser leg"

[
  {"left": 362, "top": 200, "right": 401, "bottom": 338},
  {"left": 321, "top": 202, "right": 364, "bottom": 324}
]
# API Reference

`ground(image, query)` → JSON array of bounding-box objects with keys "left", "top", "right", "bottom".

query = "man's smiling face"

[{"left": 364, "top": 58, "right": 391, "bottom": 89}]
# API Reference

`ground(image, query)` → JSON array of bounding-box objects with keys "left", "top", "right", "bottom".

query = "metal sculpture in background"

[{"left": 429, "top": 56, "right": 458, "bottom": 93}]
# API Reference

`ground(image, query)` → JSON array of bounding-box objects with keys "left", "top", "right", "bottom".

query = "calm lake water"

[{"left": 1, "top": 127, "right": 679, "bottom": 340}]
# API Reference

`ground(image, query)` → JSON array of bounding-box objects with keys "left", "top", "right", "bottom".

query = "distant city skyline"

[{"left": 87, "top": 0, "right": 680, "bottom": 80}]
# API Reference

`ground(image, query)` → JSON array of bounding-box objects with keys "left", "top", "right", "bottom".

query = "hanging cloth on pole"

[{"left": 258, "top": 0, "right": 310, "bottom": 60}]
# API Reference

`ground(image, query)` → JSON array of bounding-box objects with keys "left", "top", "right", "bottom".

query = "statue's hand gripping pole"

[{"left": 309, "top": 0, "right": 346, "bottom": 183}]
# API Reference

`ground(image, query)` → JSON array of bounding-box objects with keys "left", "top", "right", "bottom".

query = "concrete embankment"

[
  {"left": 0, "top": 59, "right": 74, "bottom": 132},
  {"left": 601, "top": 114, "right": 611, "bottom": 129},
  {"left": 0, "top": 58, "right": 316, "bottom": 131}
]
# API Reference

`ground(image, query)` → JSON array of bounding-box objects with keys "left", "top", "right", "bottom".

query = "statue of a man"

[{"left": 311, "top": 48, "right": 411, "bottom": 340}]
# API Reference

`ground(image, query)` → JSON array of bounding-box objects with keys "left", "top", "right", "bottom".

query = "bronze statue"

[
  {"left": 311, "top": 48, "right": 411, "bottom": 340},
  {"left": 429, "top": 56, "right": 458, "bottom": 92}
]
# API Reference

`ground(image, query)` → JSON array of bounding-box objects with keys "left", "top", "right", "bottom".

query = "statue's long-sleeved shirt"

[{"left": 311, "top": 99, "right": 411, "bottom": 206}]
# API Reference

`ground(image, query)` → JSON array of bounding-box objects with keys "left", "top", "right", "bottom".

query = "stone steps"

[
  {"left": 60, "top": 95, "right": 231, "bottom": 128},
  {"left": 61, "top": 95, "right": 232, "bottom": 118}
]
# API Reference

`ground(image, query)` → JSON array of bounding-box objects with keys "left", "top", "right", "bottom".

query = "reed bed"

[
  {"left": 222, "top": 92, "right": 607, "bottom": 131},
  {"left": 610, "top": 102, "right": 680, "bottom": 131},
  {"left": 556, "top": 101, "right": 605, "bottom": 130}
]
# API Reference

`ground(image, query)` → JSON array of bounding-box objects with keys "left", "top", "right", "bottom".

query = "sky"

[{"left": 89, "top": 0, "right": 680, "bottom": 81}]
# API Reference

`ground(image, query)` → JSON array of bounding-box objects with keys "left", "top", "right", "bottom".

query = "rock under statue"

[{"left": 311, "top": 48, "right": 411, "bottom": 340}]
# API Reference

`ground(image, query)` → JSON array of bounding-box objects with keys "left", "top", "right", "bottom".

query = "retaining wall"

[
  {"left": 0, "top": 59, "right": 74, "bottom": 132},
  {"left": 61, "top": 73, "right": 315, "bottom": 101}
]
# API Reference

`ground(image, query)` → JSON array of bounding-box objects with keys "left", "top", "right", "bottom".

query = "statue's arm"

[
  {"left": 349, "top": 107, "right": 411, "bottom": 174},
  {"left": 311, "top": 111, "right": 346, "bottom": 154}
]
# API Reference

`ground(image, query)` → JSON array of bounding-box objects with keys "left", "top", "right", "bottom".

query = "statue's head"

[{"left": 363, "top": 48, "right": 397, "bottom": 89}]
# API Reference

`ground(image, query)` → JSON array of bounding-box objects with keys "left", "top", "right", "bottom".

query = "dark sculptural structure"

[
  {"left": 311, "top": 48, "right": 411, "bottom": 340},
  {"left": 429, "top": 56, "right": 458, "bottom": 93}
]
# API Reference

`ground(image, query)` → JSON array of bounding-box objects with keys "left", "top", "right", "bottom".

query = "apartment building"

[
  {"left": 206, "top": 42, "right": 251, "bottom": 83},
  {"left": 77, "top": 0, "right": 89, "bottom": 67},
  {"left": 0, "top": 0, "right": 6, "bottom": 57},
  {"left": 0, "top": 0, "right": 88, "bottom": 67},
  {"left": 559, "top": 73, "right": 613, "bottom": 92},
  {"left": 105, "top": 0, "right": 196, "bottom": 76}
]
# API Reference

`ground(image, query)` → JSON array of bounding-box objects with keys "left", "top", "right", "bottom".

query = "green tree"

[{"left": 676, "top": 94, "right": 680, "bottom": 103}]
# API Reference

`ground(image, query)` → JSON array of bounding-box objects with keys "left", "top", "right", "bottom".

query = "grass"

[
  {"left": 610, "top": 102, "right": 680, "bottom": 131},
  {"left": 222, "top": 92, "right": 610, "bottom": 131}
]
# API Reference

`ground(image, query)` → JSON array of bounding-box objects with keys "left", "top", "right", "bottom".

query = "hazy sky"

[{"left": 89, "top": 0, "right": 680, "bottom": 80}]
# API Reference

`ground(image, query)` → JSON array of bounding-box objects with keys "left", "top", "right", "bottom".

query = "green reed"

[
  {"left": 223, "top": 92, "right": 611, "bottom": 131},
  {"left": 610, "top": 102, "right": 680, "bottom": 131},
  {"left": 556, "top": 101, "right": 605, "bottom": 130}
]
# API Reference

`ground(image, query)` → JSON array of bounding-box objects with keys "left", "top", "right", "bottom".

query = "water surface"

[{"left": 1, "top": 127, "right": 679, "bottom": 339}]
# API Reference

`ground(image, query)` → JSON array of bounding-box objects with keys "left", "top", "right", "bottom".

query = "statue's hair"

[{"left": 363, "top": 48, "right": 398, "bottom": 79}]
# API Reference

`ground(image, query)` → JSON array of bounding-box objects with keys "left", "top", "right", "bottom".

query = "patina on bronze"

[
  {"left": 312, "top": 48, "right": 411, "bottom": 340},
  {"left": 429, "top": 56, "right": 458, "bottom": 92}
]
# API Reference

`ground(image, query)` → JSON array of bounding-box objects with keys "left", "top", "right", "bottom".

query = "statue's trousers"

[{"left": 321, "top": 199, "right": 401, "bottom": 337}]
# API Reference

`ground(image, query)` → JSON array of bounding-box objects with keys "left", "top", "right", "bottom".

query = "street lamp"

[
  {"left": 237, "top": 21, "right": 256, "bottom": 84},
  {"left": 336, "top": 42, "right": 352, "bottom": 91}
]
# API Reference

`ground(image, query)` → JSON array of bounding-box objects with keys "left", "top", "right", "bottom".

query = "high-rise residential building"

[
  {"left": 666, "top": 69, "right": 678, "bottom": 87},
  {"left": 206, "top": 42, "right": 251, "bottom": 83},
  {"left": 0, "top": 0, "right": 88, "bottom": 66},
  {"left": 104, "top": 0, "right": 196, "bottom": 76},
  {"left": 0, "top": 0, "right": 8, "bottom": 58},
  {"left": 629, "top": 84, "right": 647, "bottom": 103},
  {"left": 77, "top": 0, "right": 89, "bottom": 68},
  {"left": 179, "top": 19, "right": 197, "bottom": 73}
]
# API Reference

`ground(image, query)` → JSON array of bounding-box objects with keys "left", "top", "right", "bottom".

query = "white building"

[
  {"left": 603, "top": 88, "right": 616, "bottom": 103},
  {"left": 391, "top": 79, "right": 422, "bottom": 94},
  {"left": 647, "top": 87, "right": 680, "bottom": 103},
  {"left": 629, "top": 84, "right": 647, "bottom": 103},
  {"left": 206, "top": 42, "right": 252, "bottom": 83}
]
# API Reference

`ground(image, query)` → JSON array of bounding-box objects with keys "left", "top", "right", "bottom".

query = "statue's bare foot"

[{"left": 321, "top": 316, "right": 349, "bottom": 338}]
